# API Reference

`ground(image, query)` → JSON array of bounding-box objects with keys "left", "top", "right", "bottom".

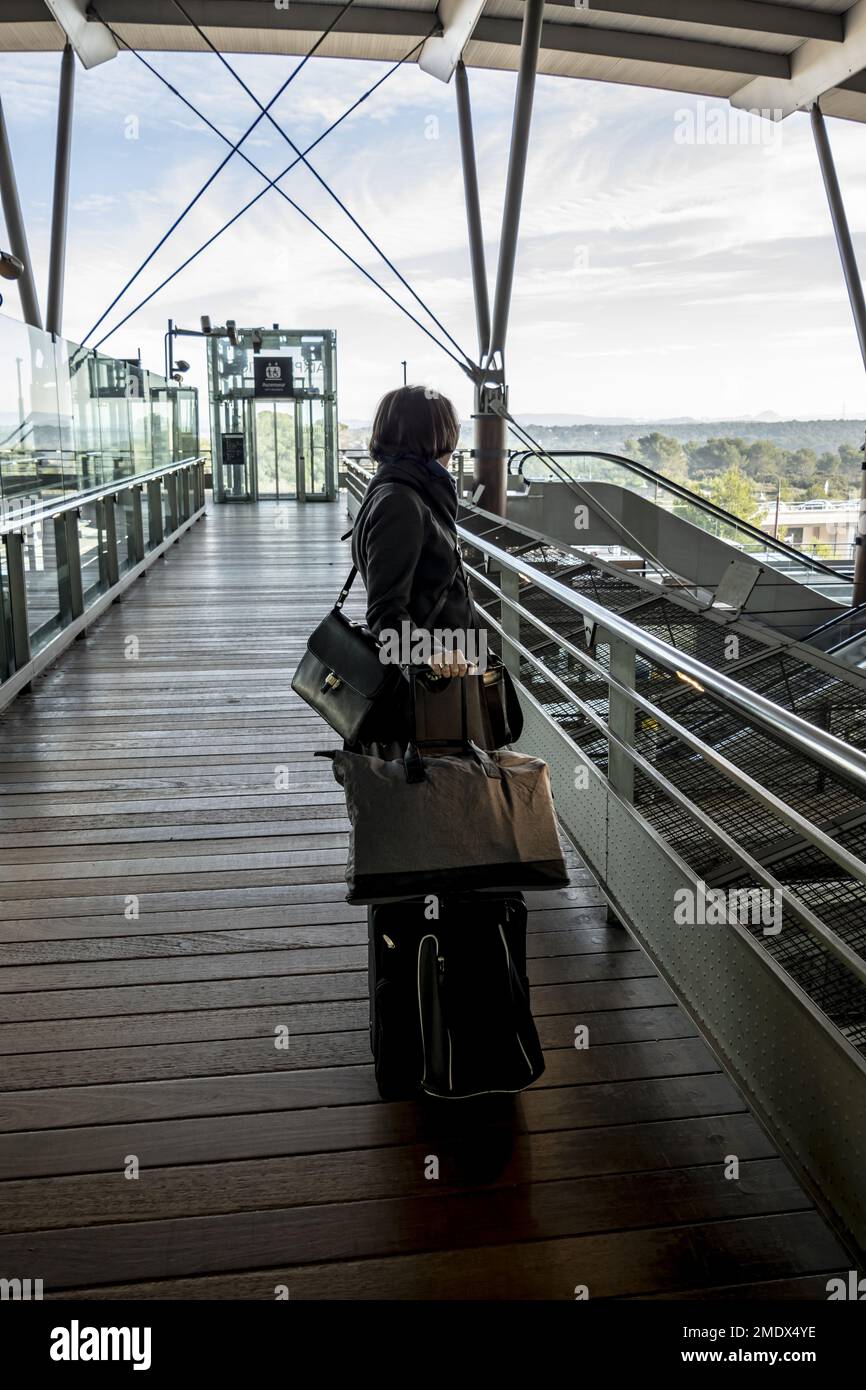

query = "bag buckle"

[{"left": 323, "top": 671, "right": 343, "bottom": 692}]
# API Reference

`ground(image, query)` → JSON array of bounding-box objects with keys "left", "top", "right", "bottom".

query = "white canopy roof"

[{"left": 3, "top": 1, "right": 866, "bottom": 123}]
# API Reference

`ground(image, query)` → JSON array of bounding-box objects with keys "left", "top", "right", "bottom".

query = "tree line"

[{"left": 617, "top": 432, "right": 862, "bottom": 527}]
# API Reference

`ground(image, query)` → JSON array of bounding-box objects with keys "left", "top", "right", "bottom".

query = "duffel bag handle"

[{"left": 402, "top": 666, "right": 501, "bottom": 783}]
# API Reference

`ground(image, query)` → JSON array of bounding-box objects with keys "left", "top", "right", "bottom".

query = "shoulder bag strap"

[{"left": 334, "top": 565, "right": 357, "bottom": 612}]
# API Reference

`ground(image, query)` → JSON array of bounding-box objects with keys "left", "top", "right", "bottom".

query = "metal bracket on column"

[
  {"left": 419, "top": 0, "right": 485, "bottom": 83},
  {"left": 43, "top": 0, "right": 118, "bottom": 69}
]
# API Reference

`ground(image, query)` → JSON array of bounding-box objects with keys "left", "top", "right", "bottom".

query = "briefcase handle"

[{"left": 402, "top": 665, "right": 501, "bottom": 784}]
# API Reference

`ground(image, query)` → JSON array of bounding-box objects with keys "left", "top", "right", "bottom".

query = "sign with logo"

[{"left": 253, "top": 355, "right": 294, "bottom": 399}]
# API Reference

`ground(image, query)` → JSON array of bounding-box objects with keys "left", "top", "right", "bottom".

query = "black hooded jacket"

[{"left": 351, "top": 453, "right": 480, "bottom": 645}]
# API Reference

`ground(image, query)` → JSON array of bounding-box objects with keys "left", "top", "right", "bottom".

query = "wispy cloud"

[{"left": 0, "top": 50, "right": 864, "bottom": 421}]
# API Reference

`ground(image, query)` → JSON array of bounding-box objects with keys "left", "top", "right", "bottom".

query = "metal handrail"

[
  {"left": 458, "top": 521, "right": 866, "bottom": 797},
  {"left": 473, "top": 582, "right": 866, "bottom": 983},
  {"left": 0, "top": 455, "right": 205, "bottom": 537},
  {"left": 511, "top": 448, "right": 854, "bottom": 583}
]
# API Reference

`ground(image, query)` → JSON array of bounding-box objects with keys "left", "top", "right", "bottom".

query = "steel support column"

[
  {"left": 47, "top": 43, "right": 76, "bottom": 338},
  {"left": 488, "top": 0, "right": 545, "bottom": 362},
  {"left": 471, "top": 0, "right": 545, "bottom": 520},
  {"left": 811, "top": 102, "right": 866, "bottom": 605},
  {"left": 0, "top": 96, "right": 42, "bottom": 329},
  {"left": 454, "top": 60, "right": 490, "bottom": 359}
]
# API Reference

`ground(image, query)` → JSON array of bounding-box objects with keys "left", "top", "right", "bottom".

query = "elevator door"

[{"left": 254, "top": 401, "right": 297, "bottom": 500}]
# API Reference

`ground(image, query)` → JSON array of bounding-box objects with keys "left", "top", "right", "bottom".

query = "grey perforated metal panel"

[{"left": 522, "top": 682, "right": 866, "bottom": 1263}]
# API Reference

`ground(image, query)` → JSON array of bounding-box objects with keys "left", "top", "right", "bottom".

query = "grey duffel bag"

[{"left": 326, "top": 670, "right": 569, "bottom": 904}]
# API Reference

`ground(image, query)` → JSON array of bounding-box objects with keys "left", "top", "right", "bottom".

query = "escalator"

[
  {"left": 459, "top": 503, "right": 866, "bottom": 1056},
  {"left": 507, "top": 449, "right": 861, "bottom": 642}
]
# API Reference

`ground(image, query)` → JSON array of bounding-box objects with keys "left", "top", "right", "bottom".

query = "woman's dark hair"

[{"left": 369, "top": 385, "right": 460, "bottom": 464}]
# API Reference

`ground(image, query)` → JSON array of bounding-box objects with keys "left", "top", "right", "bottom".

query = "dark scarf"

[{"left": 366, "top": 451, "right": 458, "bottom": 529}]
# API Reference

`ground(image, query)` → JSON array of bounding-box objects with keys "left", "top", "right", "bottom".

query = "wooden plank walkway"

[{"left": 0, "top": 499, "right": 849, "bottom": 1300}]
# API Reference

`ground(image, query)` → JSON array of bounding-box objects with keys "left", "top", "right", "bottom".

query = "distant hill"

[
  {"left": 340, "top": 416, "right": 866, "bottom": 460},
  {"left": 505, "top": 418, "right": 866, "bottom": 457},
  {"left": 512, "top": 411, "right": 785, "bottom": 426}
]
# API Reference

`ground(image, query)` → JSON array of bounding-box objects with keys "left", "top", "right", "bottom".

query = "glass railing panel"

[
  {"left": 175, "top": 389, "right": 199, "bottom": 461},
  {"left": 3, "top": 314, "right": 197, "bottom": 515},
  {"left": 0, "top": 318, "right": 63, "bottom": 508},
  {"left": 130, "top": 378, "right": 152, "bottom": 476},
  {"left": 55, "top": 338, "right": 98, "bottom": 495},
  {"left": 150, "top": 383, "right": 174, "bottom": 469},
  {"left": 23, "top": 517, "right": 62, "bottom": 651}
]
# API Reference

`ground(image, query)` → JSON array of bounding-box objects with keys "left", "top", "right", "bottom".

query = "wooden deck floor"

[{"left": 0, "top": 499, "right": 848, "bottom": 1300}]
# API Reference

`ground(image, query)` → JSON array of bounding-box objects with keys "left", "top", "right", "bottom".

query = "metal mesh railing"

[{"left": 459, "top": 505, "right": 866, "bottom": 1056}]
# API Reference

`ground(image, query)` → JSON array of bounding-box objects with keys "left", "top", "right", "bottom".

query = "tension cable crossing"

[
  {"left": 83, "top": 14, "right": 701, "bottom": 576},
  {"left": 169, "top": 0, "right": 471, "bottom": 370},
  {"left": 85, "top": 0, "right": 357, "bottom": 346},
  {"left": 88, "top": 4, "right": 473, "bottom": 371}
]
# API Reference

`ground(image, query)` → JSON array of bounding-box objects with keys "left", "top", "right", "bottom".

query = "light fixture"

[
  {"left": 0, "top": 250, "right": 24, "bottom": 281},
  {"left": 200, "top": 314, "right": 212, "bottom": 334},
  {"left": 174, "top": 359, "right": 190, "bottom": 373}
]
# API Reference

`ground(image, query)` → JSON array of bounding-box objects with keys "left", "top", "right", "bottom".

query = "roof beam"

[
  {"left": 476, "top": 14, "right": 790, "bottom": 78},
  {"left": 45, "top": 2, "right": 790, "bottom": 80},
  {"left": 839, "top": 67, "right": 866, "bottom": 92},
  {"left": 3, "top": 0, "right": 843, "bottom": 46},
  {"left": 731, "top": 0, "right": 866, "bottom": 116},
  {"left": 579, "top": 1, "right": 843, "bottom": 45}
]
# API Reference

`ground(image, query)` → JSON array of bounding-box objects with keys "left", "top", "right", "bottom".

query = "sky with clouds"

[{"left": 1, "top": 45, "right": 866, "bottom": 423}]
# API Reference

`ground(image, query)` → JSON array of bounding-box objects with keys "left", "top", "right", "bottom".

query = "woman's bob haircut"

[{"left": 369, "top": 385, "right": 460, "bottom": 465}]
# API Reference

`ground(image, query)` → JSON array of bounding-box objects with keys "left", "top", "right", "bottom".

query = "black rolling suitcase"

[{"left": 368, "top": 891, "right": 545, "bottom": 1100}]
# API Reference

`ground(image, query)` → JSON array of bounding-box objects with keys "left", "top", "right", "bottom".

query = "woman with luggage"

[
  {"left": 349, "top": 384, "right": 489, "bottom": 753},
  {"left": 292, "top": 383, "right": 567, "bottom": 1100}
]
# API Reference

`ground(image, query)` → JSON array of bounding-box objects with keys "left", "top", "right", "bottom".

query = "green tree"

[
  {"left": 707, "top": 465, "right": 764, "bottom": 529},
  {"left": 744, "top": 439, "right": 786, "bottom": 481},
  {"left": 838, "top": 443, "right": 862, "bottom": 472},
  {"left": 636, "top": 432, "right": 688, "bottom": 484},
  {"left": 686, "top": 437, "right": 748, "bottom": 476}
]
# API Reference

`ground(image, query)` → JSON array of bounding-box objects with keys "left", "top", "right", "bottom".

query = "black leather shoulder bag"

[{"left": 291, "top": 540, "right": 460, "bottom": 746}]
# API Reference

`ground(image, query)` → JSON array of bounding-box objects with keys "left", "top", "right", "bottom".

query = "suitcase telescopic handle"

[{"left": 402, "top": 665, "right": 501, "bottom": 784}]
